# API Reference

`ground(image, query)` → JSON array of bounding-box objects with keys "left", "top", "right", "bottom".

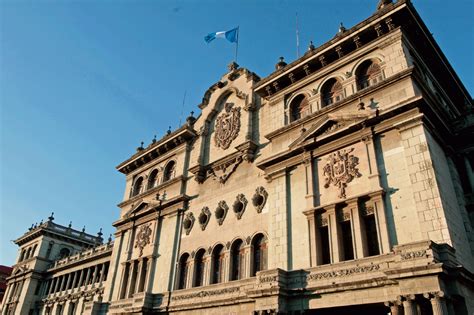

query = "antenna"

[
  {"left": 296, "top": 12, "right": 300, "bottom": 58},
  {"left": 178, "top": 90, "right": 187, "bottom": 126}
]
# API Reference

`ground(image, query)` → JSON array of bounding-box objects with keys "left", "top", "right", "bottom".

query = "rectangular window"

[
  {"left": 340, "top": 221, "right": 354, "bottom": 261},
  {"left": 318, "top": 226, "right": 331, "bottom": 265},
  {"left": 364, "top": 214, "right": 380, "bottom": 256}
]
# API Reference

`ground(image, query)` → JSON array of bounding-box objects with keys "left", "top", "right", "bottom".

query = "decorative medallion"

[
  {"left": 134, "top": 223, "right": 152, "bottom": 257},
  {"left": 215, "top": 200, "right": 229, "bottom": 225},
  {"left": 233, "top": 194, "right": 248, "bottom": 220},
  {"left": 198, "top": 207, "right": 211, "bottom": 230},
  {"left": 183, "top": 212, "right": 195, "bottom": 235},
  {"left": 323, "top": 148, "right": 361, "bottom": 199},
  {"left": 214, "top": 103, "right": 241, "bottom": 150},
  {"left": 252, "top": 186, "right": 268, "bottom": 213}
]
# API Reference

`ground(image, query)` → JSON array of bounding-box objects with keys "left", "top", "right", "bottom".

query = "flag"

[{"left": 204, "top": 27, "right": 239, "bottom": 44}]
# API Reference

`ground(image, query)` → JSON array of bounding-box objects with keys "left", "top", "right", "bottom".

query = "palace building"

[{"left": 2, "top": 0, "right": 473, "bottom": 314}]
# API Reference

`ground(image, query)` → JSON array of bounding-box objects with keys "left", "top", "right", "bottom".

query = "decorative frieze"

[
  {"left": 307, "top": 264, "right": 380, "bottom": 281},
  {"left": 400, "top": 250, "right": 427, "bottom": 260},
  {"left": 171, "top": 287, "right": 240, "bottom": 301}
]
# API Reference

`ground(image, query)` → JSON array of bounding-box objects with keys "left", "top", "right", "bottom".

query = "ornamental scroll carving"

[
  {"left": 214, "top": 103, "right": 241, "bottom": 150},
  {"left": 323, "top": 148, "right": 362, "bottom": 199},
  {"left": 134, "top": 223, "right": 152, "bottom": 257},
  {"left": 252, "top": 186, "right": 268, "bottom": 213}
]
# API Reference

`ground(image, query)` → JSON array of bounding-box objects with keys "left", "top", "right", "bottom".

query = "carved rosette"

[
  {"left": 198, "top": 207, "right": 211, "bottom": 231},
  {"left": 233, "top": 194, "right": 248, "bottom": 220},
  {"left": 252, "top": 186, "right": 268, "bottom": 213},
  {"left": 215, "top": 200, "right": 229, "bottom": 225},
  {"left": 183, "top": 212, "right": 195, "bottom": 235},
  {"left": 323, "top": 148, "right": 362, "bottom": 198},
  {"left": 214, "top": 103, "right": 241, "bottom": 150},
  {"left": 134, "top": 223, "right": 152, "bottom": 257}
]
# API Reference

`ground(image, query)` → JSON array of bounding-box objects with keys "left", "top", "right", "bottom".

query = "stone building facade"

[{"left": 2, "top": 0, "right": 473, "bottom": 314}]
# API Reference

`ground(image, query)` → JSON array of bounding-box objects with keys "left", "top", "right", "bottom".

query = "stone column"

[
  {"left": 84, "top": 267, "right": 92, "bottom": 287},
  {"left": 134, "top": 260, "right": 143, "bottom": 293},
  {"left": 77, "top": 269, "right": 85, "bottom": 289},
  {"left": 384, "top": 301, "right": 402, "bottom": 315},
  {"left": 424, "top": 291, "right": 448, "bottom": 315},
  {"left": 303, "top": 152, "right": 315, "bottom": 209},
  {"left": 348, "top": 198, "right": 365, "bottom": 259},
  {"left": 370, "top": 191, "right": 391, "bottom": 254},
  {"left": 243, "top": 244, "right": 252, "bottom": 279},
  {"left": 326, "top": 205, "right": 341, "bottom": 263},
  {"left": 401, "top": 295, "right": 417, "bottom": 315},
  {"left": 202, "top": 255, "right": 211, "bottom": 286},
  {"left": 99, "top": 264, "right": 106, "bottom": 284},
  {"left": 91, "top": 264, "right": 99, "bottom": 286},
  {"left": 304, "top": 210, "right": 318, "bottom": 267},
  {"left": 65, "top": 273, "right": 72, "bottom": 291},
  {"left": 464, "top": 155, "right": 474, "bottom": 192},
  {"left": 53, "top": 277, "right": 61, "bottom": 293}
]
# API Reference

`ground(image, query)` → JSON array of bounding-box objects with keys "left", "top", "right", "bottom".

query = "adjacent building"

[{"left": 1, "top": 0, "right": 473, "bottom": 314}]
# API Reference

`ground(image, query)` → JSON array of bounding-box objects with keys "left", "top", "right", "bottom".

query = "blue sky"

[{"left": 1, "top": 0, "right": 472, "bottom": 265}]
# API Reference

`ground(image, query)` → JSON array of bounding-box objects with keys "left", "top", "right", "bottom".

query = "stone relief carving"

[
  {"left": 208, "top": 156, "right": 243, "bottom": 184},
  {"left": 198, "top": 207, "right": 211, "bottom": 231},
  {"left": 134, "top": 223, "right": 152, "bottom": 257},
  {"left": 252, "top": 186, "right": 268, "bottom": 213},
  {"left": 215, "top": 200, "right": 229, "bottom": 225},
  {"left": 214, "top": 103, "right": 241, "bottom": 150},
  {"left": 183, "top": 212, "right": 195, "bottom": 235},
  {"left": 233, "top": 194, "right": 248, "bottom": 220},
  {"left": 400, "top": 250, "right": 427, "bottom": 260},
  {"left": 323, "top": 148, "right": 362, "bottom": 199},
  {"left": 320, "top": 121, "right": 347, "bottom": 136},
  {"left": 307, "top": 264, "right": 380, "bottom": 281},
  {"left": 171, "top": 287, "right": 240, "bottom": 301}
]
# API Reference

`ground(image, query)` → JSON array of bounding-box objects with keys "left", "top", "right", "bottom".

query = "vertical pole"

[
  {"left": 296, "top": 12, "right": 300, "bottom": 58},
  {"left": 235, "top": 27, "right": 239, "bottom": 63}
]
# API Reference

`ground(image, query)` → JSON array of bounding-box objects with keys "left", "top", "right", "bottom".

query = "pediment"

[
  {"left": 289, "top": 113, "right": 369, "bottom": 149},
  {"left": 125, "top": 200, "right": 153, "bottom": 218}
]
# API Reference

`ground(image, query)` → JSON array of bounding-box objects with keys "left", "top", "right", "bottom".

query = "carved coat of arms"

[
  {"left": 323, "top": 148, "right": 361, "bottom": 199},
  {"left": 135, "top": 224, "right": 152, "bottom": 257},
  {"left": 214, "top": 103, "right": 241, "bottom": 150}
]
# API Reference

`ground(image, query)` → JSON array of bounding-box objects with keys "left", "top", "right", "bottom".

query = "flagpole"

[
  {"left": 235, "top": 27, "right": 239, "bottom": 63},
  {"left": 296, "top": 13, "right": 300, "bottom": 58}
]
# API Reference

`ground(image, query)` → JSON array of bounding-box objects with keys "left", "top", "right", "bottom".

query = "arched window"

[
  {"left": 131, "top": 177, "right": 143, "bottom": 197},
  {"left": 147, "top": 169, "right": 158, "bottom": 190},
  {"left": 211, "top": 244, "right": 225, "bottom": 284},
  {"left": 177, "top": 253, "right": 190, "bottom": 290},
  {"left": 356, "top": 60, "right": 382, "bottom": 90},
  {"left": 31, "top": 244, "right": 38, "bottom": 258},
  {"left": 289, "top": 94, "right": 310, "bottom": 122},
  {"left": 321, "top": 78, "right": 344, "bottom": 107},
  {"left": 19, "top": 249, "right": 26, "bottom": 262},
  {"left": 59, "top": 248, "right": 70, "bottom": 259},
  {"left": 230, "top": 239, "right": 245, "bottom": 281},
  {"left": 251, "top": 234, "right": 268, "bottom": 276},
  {"left": 25, "top": 247, "right": 32, "bottom": 259},
  {"left": 193, "top": 249, "right": 206, "bottom": 287},
  {"left": 163, "top": 161, "right": 176, "bottom": 182}
]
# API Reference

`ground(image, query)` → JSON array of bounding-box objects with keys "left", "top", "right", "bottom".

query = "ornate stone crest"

[
  {"left": 323, "top": 148, "right": 361, "bottom": 199},
  {"left": 233, "top": 193, "right": 248, "bottom": 220},
  {"left": 215, "top": 200, "right": 229, "bottom": 225},
  {"left": 183, "top": 212, "right": 195, "bottom": 235},
  {"left": 214, "top": 103, "right": 241, "bottom": 150},
  {"left": 134, "top": 223, "right": 152, "bottom": 257},
  {"left": 198, "top": 207, "right": 211, "bottom": 231},
  {"left": 252, "top": 186, "right": 268, "bottom": 213}
]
